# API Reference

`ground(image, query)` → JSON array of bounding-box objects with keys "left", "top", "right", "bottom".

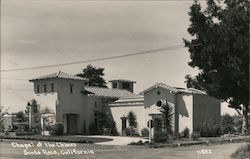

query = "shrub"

[
  {"left": 88, "top": 123, "right": 100, "bottom": 135},
  {"left": 196, "top": 120, "right": 221, "bottom": 137},
  {"left": 141, "top": 128, "right": 149, "bottom": 137},
  {"left": 231, "top": 144, "right": 250, "bottom": 159},
  {"left": 154, "top": 131, "right": 169, "bottom": 143},
  {"left": 191, "top": 131, "right": 200, "bottom": 140},
  {"left": 49, "top": 123, "right": 64, "bottom": 135},
  {"left": 123, "top": 128, "right": 137, "bottom": 136},
  {"left": 182, "top": 127, "right": 190, "bottom": 138},
  {"left": 174, "top": 132, "right": 182, "bottom": 140},
  {"left": 221, "top": 114, "right": 235, "bottom": 134}
]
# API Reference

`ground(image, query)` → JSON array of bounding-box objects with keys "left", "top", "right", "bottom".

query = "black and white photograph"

[{"left": 0, "top": 0, "right": 249, "bottom": 159}]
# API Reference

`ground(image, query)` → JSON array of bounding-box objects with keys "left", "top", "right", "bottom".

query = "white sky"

[{"left": 0, "top": 0, "right": 237, "bottom": 115}]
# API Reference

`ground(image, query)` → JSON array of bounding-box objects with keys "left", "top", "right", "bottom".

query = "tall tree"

[
  {"left": 76, "top": 65, "right": 107, "bottom": 87},
  {"left": 127, "top": 111, "right": 137, "bottom": 136},
  {"left": 160, "top": 102, "right": 173, "bottom": 135},
  {"left": 184, "top": 0, "right": 249, "bottom": 134}
]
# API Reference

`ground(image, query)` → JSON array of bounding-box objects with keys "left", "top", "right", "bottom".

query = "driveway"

[{"left": 83, "top": 135, "right": 148, "bottom": 145}]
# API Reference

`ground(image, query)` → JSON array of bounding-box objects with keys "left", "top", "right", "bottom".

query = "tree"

[
  {"left": 0, "top": 106, "right": 9, "bottom": 132},
  {"left": 184, "top": 0, "right": 249, "bottom": 134},
  {"left": 161, "top": 102, "right": 173, "bottom": 135},
  {"left": 221, "top": 114, "right": 235, "bottom": 134},
  {"left": 76, "top": 65, "right": 107, "bottom": 87},
  {"left": 127, "top": 111, "right": 137, "bottom": 136}
]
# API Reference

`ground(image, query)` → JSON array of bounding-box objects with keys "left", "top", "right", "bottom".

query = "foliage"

[
  {"left": 154, "top": 131, "right": 169, "bottom": 143},
  {"left": 141, "top": 128, "right": 149, "bottom": 137},
  {"left": 127, "top": 111, "right": 138, "bottom": 136},
  {"left": 123, "top": 128, "right": 138, "bottom": 136},
  {"left": 231, "top": 144, "right": 250, "bottom": 159},
  {"left": 196, "top": 120, "right": 221, "bottom": 137},
  {"left": 15, "top": 111, "right": 24, "bottom": 121},
  {"left": 184, "top": 0, "right": 249, "bottom": 134},
  {"left": 76, "top": 64, "right": 107, "bottom": 87},
  {"left": 88, "top": 123, "right": 100, "bottom": 135},
  {"left": 41, "top": 107, "right": 53, "bottom": 114},
  {"left": 49, "top": 123, "right": 64, "bottom": 136},
  {"left": 191, "top": 131, "right": 201, "bottom": 140},
  {"left": 98, "top": 112, "right": 118, "bottom": 135},
  {"left": 182, "top": 127, "right": 190, "bottom": 138},
  {"left": 221, "top": 114, "right": 235, "bottom": 134},
  {"left": 160, "top": 102, "right": 173, "bottom": 135},
  {"left": 173, "top": 132, "right": 182, "bottom": 140}
]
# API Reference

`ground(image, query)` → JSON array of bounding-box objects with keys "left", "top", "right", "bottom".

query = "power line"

[
  {"left": 0, "top": 43, "right": 201, "bottom": 72},
  {"left": 1, "top": 78, "right": 29, "bottom": 81}
]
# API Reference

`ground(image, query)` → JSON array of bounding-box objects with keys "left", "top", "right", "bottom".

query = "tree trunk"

[{"left": 242, "top": 104, "right": 249, "bottom": 135}]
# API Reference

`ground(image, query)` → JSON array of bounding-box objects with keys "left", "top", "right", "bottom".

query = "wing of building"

[{"left": 29, "top": 71, "right": 220, "bottom": 136}]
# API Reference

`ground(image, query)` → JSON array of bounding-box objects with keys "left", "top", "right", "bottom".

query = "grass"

[
  {"left": 0, "top": 134, "right": 113, "bottom": 143},
  {"left": 231, "top": 143, "right": 250, "bottom": 159}
]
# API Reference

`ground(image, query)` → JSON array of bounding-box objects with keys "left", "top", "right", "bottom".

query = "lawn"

[
  {"left": 0, "top": 139, "right": 247, "bottom": 159},
  {"left": 0, "top": 134, "right": 113, "bottom": 143}
]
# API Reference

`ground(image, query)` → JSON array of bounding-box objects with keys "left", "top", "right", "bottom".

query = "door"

[{"left": 67, "top": 114, "right": 77, "bottom": 134}]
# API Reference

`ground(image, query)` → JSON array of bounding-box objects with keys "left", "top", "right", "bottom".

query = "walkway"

[{"left": 83, "top": 135, "right": 149, "bottom": 145}]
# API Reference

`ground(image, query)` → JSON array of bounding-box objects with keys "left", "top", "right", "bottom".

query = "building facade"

[
  {"left": 109, "top": 83, "right": 221, "bottom": 136},
  {"left": 29, "top": 71, "right": 221, "bottom": 136}
]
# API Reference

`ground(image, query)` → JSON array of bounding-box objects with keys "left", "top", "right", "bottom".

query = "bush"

[
  {"left": 123, "top": 128, "right": 137, "bottom": 136},
  {"left": 182, "top": 127, "right": 190, "bottom": 138},
  {"left": 221, "top": 114, "right": 235, "bottom": 134},
  {"left": 49, "top": 123, "right": 64, "bottom": 135},
  {"left": 191, "top": 131, "right": 200, "bottom": 140},
  {"left": 154, "top": 131, "right": 169, "bottom": 143},
  {"left": 88, "top": 123, "right": 100, "bottom": 135},
  {"left": 174, "top": 132, "right": 182, "bottom": 140},
  {"left": 231, "top": 144, "right": 250, "bottom": 159},
  {"left": 141, "top": 128, "right": 149, "bottom": 137},
  {"left": 196, "top": 120, "right": 221, "bottom": 137}
]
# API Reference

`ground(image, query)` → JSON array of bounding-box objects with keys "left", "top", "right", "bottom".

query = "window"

[
  {"left": 94, "top": 118, "right": 98, "bottom": 126},
  {"left": 122, "top": 83, "right": 130, "bottom": 90},
  {"left": 112, "top": 83, "right": 117, "bottom": 88},
  {"left": 70, "top": 84, "right": 73, "bottom": 93},
  {"left": 157, "top": 91, "right": 161, "bottom": 95},
  {"left": 51, "top": 84, "right": 54, "bottom": 92},
  {"left": 44, "top": 84, "right": 47, "bottom": 93},
  {"left": 94, "top": 101, "right": 97, "bottom": 108},
  {"left": 36, "top": 85, "right": 40, "bottom": 93}
]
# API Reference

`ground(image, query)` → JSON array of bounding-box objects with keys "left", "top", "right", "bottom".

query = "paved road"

[{"left": 0, "top": 139, "right": 246, "bottom": 159}]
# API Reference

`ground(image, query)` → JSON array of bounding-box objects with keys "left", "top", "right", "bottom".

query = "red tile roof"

[
  {"left": 140, "top": 83, "right": 207, "bottom": 95},
  {"left": 84, "top": 86, "right": 137, "bottom": 98},
  {"left": 29, "top": 71, "right": 86, "bottom": 81}
]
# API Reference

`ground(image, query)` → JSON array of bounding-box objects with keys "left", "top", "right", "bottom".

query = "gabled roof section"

[
  {"left": 109, "top": 96, "right": 144, "bottom": 107},
  {"left": 84, "top": 86, "right": 138, "bottom": 98},
  {"left": 29, "top": 71, "right": 86, "bottom": 82},
  {"left": 108, "top": 79, "right": 136, "bottom": 83},
  {"left": 140, "top": 83, "right": 207, "bottom": 95}
]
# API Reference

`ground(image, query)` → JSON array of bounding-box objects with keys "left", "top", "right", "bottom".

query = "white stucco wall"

[
  {"left": 33, "top": 93, "right": 58, "bottom": 114},
  {"left": 110, "top": 105, "right": 145, "bottom": 135},
  {"left": 177, "top": 94, "right": 193, "bottom": 133}
]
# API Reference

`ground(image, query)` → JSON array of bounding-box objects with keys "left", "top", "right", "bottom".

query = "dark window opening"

[
  {"left": 70, "top": 84, "right": 73, "bottom": 93},
  {"left": 51, "top": 84, "right": 54, "bottom": 92},
  {"left": 94, "top": 118, "right": 98, "bottom": 126},
  {"left": 122, "top": 83, "right": 130, "bottom": 90},
  {"left": 94, "top": 102, "right": 97, "bottom": 108},
  {"left": 44, "top": 84, "right": 47, "bottom": 93},
  {"left": 37, "top": 85, "right": 40, "bottom": 93},
  {"left": 112, "top": 83, "right": 117, "bottom": 88},
  {"left": 157, "top": 91, "right": 161, "bottom": 95}
]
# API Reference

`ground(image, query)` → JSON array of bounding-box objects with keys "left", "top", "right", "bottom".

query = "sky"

[{"left": 1, "top": 0, "right": 236, "bottom": 115}]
